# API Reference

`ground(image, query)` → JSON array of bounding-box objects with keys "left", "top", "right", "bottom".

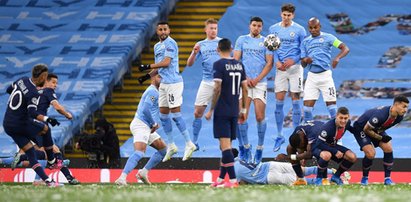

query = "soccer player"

[
  {"left": 139, "top": 22, "right": 196, "bottom": 162},
  {"left": 286, "top": 120, "right": 324, "bottom": 185},
  {"left": 269, "top": 3, "right": 307, "bottom": 152},
  {"left": 115, "top": 75, "right": 168, "bottom": 185},
  {"left": 234, "top": 16, "right": 273, "bottom": 164},
  {"left": 3, "top": 64, "right": 60, "bottom": 186},
  {"left": 186, "top": 18, "right": 221, "bottom": 150},
  {"left": 352, "top": 95, "right": 409, "bottom": 185},
  {"left": 300, "top": 17, "right": 349, "bottom": 123},
  {"left": 312, "top": 107, "right": 357, "bottom": 185},
  {"left": 205, "top": 38, "right": 248, "bottom": 188}
]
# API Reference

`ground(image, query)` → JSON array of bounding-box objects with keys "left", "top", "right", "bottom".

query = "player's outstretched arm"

[{"left": 51, "top": 101, "right": 72, "bottom": 120}]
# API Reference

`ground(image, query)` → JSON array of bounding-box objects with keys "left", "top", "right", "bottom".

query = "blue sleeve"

[
  {"left": 142, "top": 102, "right": 155, "bottom": 127},
  {"left": 46, "top": 89, "right": 57, "bottom": 103},
  {"left": 273, "top": 51, "right": 280, "bottom": 63},
  {"left": 240, "top": 62, "right": 246, "bottom": 82},
  {"left": 234, "top": 36, "right": 243, "bottom": 51},
  {"left": 164, "top": 40, "right": 177, "bottom": 59},
  {"left": 368, "top": 113, "right": 384, "bottom": 128},
  {"left": 300, "top": 41, "right": 307, "bottom": 58},
  {"left": 213, "top": 61, "right": 223, "bottom": 80},
  {"left": 26, "top": 92, "right": 40, "bottom": 119}
]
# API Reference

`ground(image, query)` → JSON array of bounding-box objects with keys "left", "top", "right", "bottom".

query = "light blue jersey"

[
  {"left": 269, "top": 21, "right": 306, "bottom": 64},
  {"left": 135, "top": 85, "right": 159, "bottom": 127},
  {"left": 234, "top": 160, "right": 270, "bottom": 184},
  {"left": 300, "top": 32, "right": 343, "bottom": 73},
  {"left": 154, "top": 36, "right": 183, "bottom": 84},
  {"left": 234, "top": 34, "right": 270, "bottom": 83},
  {"left": 196, "top": 37, "right": 221, "bottom": 81}
]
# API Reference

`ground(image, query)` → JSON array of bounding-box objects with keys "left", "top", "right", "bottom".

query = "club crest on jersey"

[
  {"left": 150, "top": 96, "right": 155, "bottom": 102},
  {"left": 319, "top": 38, "right": 324, "bottom": 43},
  {"left": 372, "top": 117, "right": 379, "bottom": 124},
  {"left": 160, "top": 44, "right": 165, "bottom": 49},
  {"left": 259, "top": 42, "right": 264, "bottom": 47},
  {"left": 290, "top": 32, "right": 295, "bottom": 38},
  {"left": 31, "top": 97, "right": 38, "bottom": 104},
  {"left": 321, "top": 130, "right": 327, "bottom": 138}
]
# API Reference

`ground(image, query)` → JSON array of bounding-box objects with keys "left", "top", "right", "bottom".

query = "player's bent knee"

[
  {"left": 363, "top": 146, "right": 376, "bottom": 159},
  {"left": 345, "top": 151, "right": 357, "bottom": 162},
  {"left": 381, "top": 143, "right": 393, "bottom": 153},
  {"left": 320, "top": 151, "right": 332, "bottom": 160}
]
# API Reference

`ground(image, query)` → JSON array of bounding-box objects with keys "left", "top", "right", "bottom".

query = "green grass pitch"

[{"left": 1, "top": 183, "right": 411, "bottom": 202}]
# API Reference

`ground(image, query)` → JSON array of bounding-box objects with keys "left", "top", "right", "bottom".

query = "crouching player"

[
  {"left": 115, "top": 75, "right": 167, "bottom": 185},
  {"left": 312, "top": 107, "right": 356, "bottom": 185}
]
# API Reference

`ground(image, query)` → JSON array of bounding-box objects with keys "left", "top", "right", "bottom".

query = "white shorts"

[
  {"left": 266, "top": 162, "right": 297, "bottom": 185},
  {"left": 159, "top": 82, "right": 184, "bottom": 108},
  {"left": 130, "top": 118, "right": 161, "bottom": 145},
  {"left": 239, "top": 82, "right": 267, "bottom": 104},
  {"left": 303, "top": 70, "right": 337, "bottom": 102},
  {"left": 275, "top": 64, "right": 303, "bottom": 93},
  {"left": 194, "top": 80, "right": 214, "bottom": 106}
]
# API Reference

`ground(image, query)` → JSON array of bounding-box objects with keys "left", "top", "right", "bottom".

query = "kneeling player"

[
  {"left": 312, "top": 107, "right": 356, "bottom": 185},
  {"left": 115, "top": 75, "right": 167, "bottom": 185}
]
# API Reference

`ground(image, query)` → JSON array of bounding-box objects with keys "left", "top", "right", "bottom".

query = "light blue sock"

[
  {"left": 327, "top": 168, "right": 333, "bottom": 175},
  {"left": 144, "top": 148, "right": 166, "bottom": 170},
  {"left": 304, "top": 166, "right": 317, "bottom": 176},
  {"left": 239, "top": 122, "right": 249, "bottom": 145},
  {"left": 237, "top": 125, "right": 244, "bottom": 146},
  {"left": 292, "top": 100, "right": 302, "bottom": 127},
  {"left": 306, "top": 178, "right": 316, "bottom": 185},
  {"left": 35, "top": 160, "right": 48, "bottom": 180},
  {"left": 0, "top": 157, "right": 14, "bottom": 165},
  {"left": 303, "top": 106, "right": 313, "bottom": 122},
  {"left": 275, "top": 100, "right": 284, "bottom": 137},
  {"left": 192, "top": 118, "right": 202, "bottom": 144},
  {"left": 122, "top": 150, "right": 144, "bottom": 175},
  {"left": 160, "top": 113, "right": 174, "bottom": 144},
  {"left": 257, "top": 120, "right": 267, "bottom": 146},
  {"left": 327, "top": 104, "right": 337, "bottom": 119},
  {"left": 171, "top": 112, "right": 191, "bottom": 143}
]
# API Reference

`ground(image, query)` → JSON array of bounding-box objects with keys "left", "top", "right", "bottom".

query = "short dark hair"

[
  {"left": 218, "top": 38, "right": 231, "bottom": 52},
  {"left": 250, "top": 16, "right": 263, "bottom": 24},
  {"left": 289, "top": 132, "right": 301, "bottom": 148},
  {"left": 394, "top": 95, "right": 409, "bottom": 104},
  {"left": 32, "top": 64, "right": 48, "bottom": 78},
  {"left": 47, "top": 73, "right": 58, "bottom": 81},
  {"left": 157, "top": 21, "right": 169, "bottom": 26},
  {"left": 281, "top": 3, "right": 295, "bottom": 13},
  {"left": 337, "top": 107, "right": 349, "bottom": 115}
]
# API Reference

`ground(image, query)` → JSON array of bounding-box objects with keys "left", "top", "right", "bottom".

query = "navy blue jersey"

[
  {"left": 213, "top": 58, "right": 246, "bottom": 117},
  {"left": 3, "top": 77, "right": 41, "bottom": 127},
  {"left": 314, "top": 118, "right": 353, "bottom": 154},
  {"left": 37, "top": 88, "right": 57, "bottom": 116},
  {"left": 295, "top": 120, "right": 324, "bottom": 144},
  {"left": 353, "top": 106, "right": 403, "bottom": 133}
]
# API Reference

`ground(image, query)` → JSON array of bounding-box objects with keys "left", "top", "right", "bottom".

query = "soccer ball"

[{"left": 264, "top": 34, "right": 281, "bottom": 51}]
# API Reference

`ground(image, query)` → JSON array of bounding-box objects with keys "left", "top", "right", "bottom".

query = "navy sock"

[
  {"left": 60, "top": 167, "right": 73, "bottom": 181},
  {"left": 26, "top": 147, "right": 49, "bottom": 181},
  {"left": 36, "top": 150, "right": 46, "bottom": 160},
  {"left": 292, "top": 164, "right": 304, "bottom": 178},
  {"left": 362, "top": 157, "right": 373, "bottom": 177},
  {"left": 317, "top": 157, "right": 328, "bottom": 178},
  {"left": 218, "top": 164, "right": 227, "bottom": 180},
  {"left": 221, "top": 149, "right": 236, "bottom": 180},
  {"left": 383, "top": 152, "right": 394, "bottom": 178},
  {"left": 335, "top": 159, "right": 354, "bottom": 177}
]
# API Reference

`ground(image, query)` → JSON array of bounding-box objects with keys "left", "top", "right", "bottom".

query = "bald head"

[{"left": 308, "top": 17, "right": 321, "bottom": 37}]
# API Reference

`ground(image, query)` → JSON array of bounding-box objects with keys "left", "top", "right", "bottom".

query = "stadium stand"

[{"left": 0, "top": 0, "right": 176, "bottom": 157}]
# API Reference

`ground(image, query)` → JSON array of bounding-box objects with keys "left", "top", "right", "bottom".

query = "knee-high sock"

[
  {"left": 160, "top": 113, "right": 174, "bottom": 144},
  {"left": 42, "top": 131, "right": 55, "bottom": 162},
  {"left": 20, "top": 150, "right": 46, "bottom": 162},
  {"left": 239, "top": 122, "right": 249, "bottom": 145},
  {"left": 335, "top": 159, "right": 354, "bottom": 177},
  {"left": 383, "top": 152, "right": 394, "bottom": 178},
  {"left": 257, "top": 120, "right": 267, "bottom": 146},
  {"left": 303, "top": 106, "right": 313, "bottom": 122},
  {"left": 171, "top": 112, "right": 191, "bottom": 143},
  {"left": 192, "top": 118, "right": 202, "bottom": 144},
  {"left": 122, "top": 150, "right": 144, "bottom": 175},
  {"left": 26, "top": 147, "right": 49, "bottom": 181},
  {"left": 317, "top": 157, "right": 329, "bottom": 178},
  {"left": 292, "top": 100, "right": 302, "bottom": 127},
  {"left": 221, "top": 149, "right": 236, "bottom": 180},
  {"left": 144, "top": 148, "right": 167, "bottom": 170},
  {"left": 292, "top": 163, "right": 304, "bottom": 178},
  {"left": 236, "top": 125, "right": 244, "bottom": 146},
  {"left": 327, "top": 104, "right": 337, "bottom": 119},
  {"left": 362, "top": 157, "right": 373, "bottom": 177},
  {"left": 275, "top": 100, "right": 284, "bottom": 136}
]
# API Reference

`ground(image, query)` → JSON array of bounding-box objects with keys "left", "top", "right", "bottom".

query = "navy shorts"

[
  {"left": 353, "top": 127, "right": 382, "bottom": 150},
  {"left": 213, "top": 116, "right": 237, "bottom": 140},
  {"left": 28, "top": 119, "right": 48, "bottom": 146},
  {"left": 312, "top": 144, "right": 351, "bottom": 163},
  {"left": 4, "top": 124, "right": 33, "bottom": 148}
]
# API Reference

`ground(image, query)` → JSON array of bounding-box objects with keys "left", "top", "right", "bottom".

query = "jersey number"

[
  {"left": 229, "top": 72, "right": 241, "bottom": 95},
  {"left": 8, "top": 86, "right": 22, "bottom": 110}
]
